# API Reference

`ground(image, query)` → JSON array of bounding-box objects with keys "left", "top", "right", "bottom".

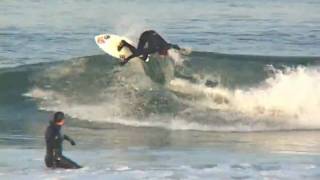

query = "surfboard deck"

[{"left": 94, "top": 34, "right": 138, "bottom": 62}]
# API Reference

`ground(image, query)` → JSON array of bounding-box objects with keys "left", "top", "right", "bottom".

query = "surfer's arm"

[{"left": 64, "top": 135, "right": 76, "bottom": 145}]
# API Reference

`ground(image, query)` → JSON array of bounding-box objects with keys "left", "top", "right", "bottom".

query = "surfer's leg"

[
  {"left": 139, "top": 49, "right": 151, "bottom": 62},
  {"left": 120, "top": 51, "right": 149, "bottom": 65},
  {"left": 137, "top": 32, "right": 163, "bottom": 60},
  {"left": 45, "top": 156, "right": 53, "bottom": 168},
  {"left": 141, "top": 53, "right": 149, "bottom": 61},
  {"left": 137, "top": 34, "right": 148, "bottom": 52},
  {"left": 55, "top": 155, "right": 82, "bottom": 169},
  {"left": 118, "top": 40, "right": 143, "bottom": 63},
  {"left": 119, "top": 31, "right": 156, "bottom": 65},
  {"left": 169, "top": 43, "right": 181, "bottom": 50},
  {"left": 119, "top": 37, "right": 148, "bottom": 65},
  {"left": 118, "top": 40, "right": 138, "bottom": 54}
]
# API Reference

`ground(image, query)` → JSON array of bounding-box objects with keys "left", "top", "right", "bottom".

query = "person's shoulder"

[
  {"left": 46, "top": 123, "right": 57, "bottom": 133},
  {"left": 45, "top": 124, "right": 52, "bottom": 133}
]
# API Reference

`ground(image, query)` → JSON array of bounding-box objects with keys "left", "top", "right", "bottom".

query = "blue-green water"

[{"left": 1, "top": 0, "right": 320, "bottom": 179}]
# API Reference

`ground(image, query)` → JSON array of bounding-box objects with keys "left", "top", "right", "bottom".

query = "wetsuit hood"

[{"left": 54, "top": 112, "right": 64, "bottom": 122}]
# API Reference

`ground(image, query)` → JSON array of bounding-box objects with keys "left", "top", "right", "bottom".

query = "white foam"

[
  {"left": 27, "top": 87, "right": 222, "bottom": 131},
  {"left": 27, "top": 64, "right": 320, "bottom": 131},
  {"left": 167, "top": 49, "right": 186, "bottom": 66},
  {"left": 233, "top": 66, "right": 320, "bottom": 127},
  {"left": 114, "top": 166, "right": 130, "bottom": 171},
  {"left": 168, "top": 66, "right": 320, "bottom": 130},
  {"left": 168, "top": 78, "right": 230, "bottom": 109}
]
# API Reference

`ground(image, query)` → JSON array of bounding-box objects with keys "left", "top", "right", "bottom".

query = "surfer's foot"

[
  {"left": 118, "top": 40, "right": 125, "bottom": 51},
  {"left": 140, "top": 54, "right": 150, "bottom": 62},
  {"left": 144, "top": 55, "right": 150, "bottom": 62}
]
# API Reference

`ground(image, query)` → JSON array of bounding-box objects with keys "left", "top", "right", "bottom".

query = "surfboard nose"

[
  {"left": 97, "top": 35, "right": 105, "bottom": 44},
  {"left": 96, "top": 34, "right": 111, "bottom": 44}
]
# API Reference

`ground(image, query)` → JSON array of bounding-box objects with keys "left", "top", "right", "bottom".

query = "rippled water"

[{"left": 1, "top": 0, "right": 320, "bottom": 68}]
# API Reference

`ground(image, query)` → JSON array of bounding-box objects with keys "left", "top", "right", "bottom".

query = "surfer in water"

[
  {"left": 44, "top": 111, "right": 82, "bottom": 169},
  {"left": 118, "top": 30, "right": 181, "bottom": 65}
]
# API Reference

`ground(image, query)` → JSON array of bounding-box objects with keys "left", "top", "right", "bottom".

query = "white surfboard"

[{"left": 95, "top": 34, "right": 147, "bottom": 62}]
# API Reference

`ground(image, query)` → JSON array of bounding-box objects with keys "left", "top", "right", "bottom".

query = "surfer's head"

[{"left": 53, "top": 111, "right": 65, "bottom": 126}]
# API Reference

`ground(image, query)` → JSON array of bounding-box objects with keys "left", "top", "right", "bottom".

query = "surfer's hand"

[
  {"left": 171, "top": 44, "right": 180, "bottom": 50},
  {"left": 70, "top": 140, "right": 76, "bottom": 146}
]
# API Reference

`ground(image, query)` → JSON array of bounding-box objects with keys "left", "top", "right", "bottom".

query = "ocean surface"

[{"left": 1, "top": 0, "right": 320, "bottom": 179}]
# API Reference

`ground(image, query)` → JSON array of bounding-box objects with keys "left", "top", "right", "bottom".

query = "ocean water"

[{"left": 1, "top": 0, "right": 320, "bottom": 179}]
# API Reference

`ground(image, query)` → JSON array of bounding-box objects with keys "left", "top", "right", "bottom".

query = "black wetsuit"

[
  {"left": 45, "top": 122, "right": 81, "bottom": 169},
  {"left": 119, "top": 30, "right": 180, "bottom": 65}
]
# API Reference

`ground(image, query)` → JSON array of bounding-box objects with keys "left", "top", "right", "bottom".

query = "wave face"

[{"left": 2, "top": 51, "right": 320, "bottom": 131}]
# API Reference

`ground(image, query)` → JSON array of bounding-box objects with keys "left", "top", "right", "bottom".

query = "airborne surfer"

[
  {"left": 44, "top": 112, "right": 82, "bottom": 169},
  {"left": 117, "top": 30, "right": 181, "bottom": 65}
]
